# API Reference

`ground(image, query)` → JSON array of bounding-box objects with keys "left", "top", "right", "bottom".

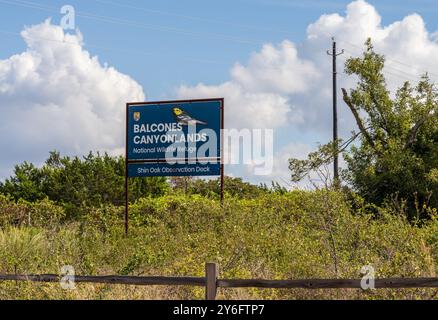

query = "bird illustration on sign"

[{"left": 172, "top": 107, "right": 207, "bottom": 126}]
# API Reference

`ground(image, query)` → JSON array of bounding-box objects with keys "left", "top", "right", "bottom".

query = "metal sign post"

[{"left": 125, "top": 98, "right": 224, "bottom": 236}]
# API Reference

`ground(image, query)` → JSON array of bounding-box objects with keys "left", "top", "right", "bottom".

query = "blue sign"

[
  {"left": 127, "top": 100, "right": 222, "bottom": 162},
  {"left": 126, "top": 99, "right": 223, "bottom": 178},
  {"left": 128, "top": 162, "right": 221, "bottom": 178}
]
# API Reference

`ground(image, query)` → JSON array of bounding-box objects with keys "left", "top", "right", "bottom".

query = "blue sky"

[
  {"left": 1, "top": 0, "right": 437, "bottom": 97},
  {"left": 0, "top": 0, "right": 437, "bottom": 186}
]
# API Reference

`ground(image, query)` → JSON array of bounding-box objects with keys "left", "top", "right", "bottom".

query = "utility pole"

[{"left": 326, "top": 37, "right": 344, "bottom": 187}]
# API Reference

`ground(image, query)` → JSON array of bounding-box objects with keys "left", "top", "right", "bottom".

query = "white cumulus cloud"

[
  {"left": 0, "top": 19, "right": 144, "bottom": 178},
  {"left": 179, "top": 82, "right": 291, "bottom": 129},
  {"left": 177, "top": 0, "right": 438, "bottom": 186},
  {"left": 2, "top": 1, "right": 438, "bottom": 186},
  {"left": 178, "top": 40, "right": 320, "bottom": 129}
]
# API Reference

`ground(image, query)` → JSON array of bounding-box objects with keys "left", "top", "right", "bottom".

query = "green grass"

[{"left": 0, "top": 191, "right": 437, "bottom": 300}]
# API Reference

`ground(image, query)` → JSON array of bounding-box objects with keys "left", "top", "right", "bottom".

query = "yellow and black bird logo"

[{"left": 172, "top": 107, "right": 207, "bottom": 126}]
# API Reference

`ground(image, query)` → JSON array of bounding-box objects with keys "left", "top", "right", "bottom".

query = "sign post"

[{"left": 125, "top": 98, "right": 224, "bottom": 235}]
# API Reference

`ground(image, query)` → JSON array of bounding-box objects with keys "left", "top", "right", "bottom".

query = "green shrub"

[
  {"left": 0, "top": 195, "right": 65, "bottom": 228},
  {"left": 0, "top": 191, "right": 436, "bottom": 299}
]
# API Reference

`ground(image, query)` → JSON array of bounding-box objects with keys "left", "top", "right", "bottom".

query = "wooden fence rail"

[
  {"left": 0, "top": 274, "right": 205, "bottom": 286},
  {"left": 1, "top": 263, "right": 438, "bottom": 300}
]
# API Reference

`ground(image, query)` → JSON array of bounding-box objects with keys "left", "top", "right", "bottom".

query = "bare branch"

[
  {"left": 342, "top": 88, "right": 376, "bottom": 150},
  {"left": 338, "top": 131, "right": 363, "bottom": 153},
  {"left": 406, "top": 110, "right": 435, "bottom": 148},
  {"left": 370, "top": 91, "right": 391, "bottom": 136}
]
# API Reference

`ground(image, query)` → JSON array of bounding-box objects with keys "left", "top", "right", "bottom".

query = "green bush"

[
  {"left": 0, "top": 191, "right": 436, "bottom": 299},
  {"left": 0, "top": 195, "right": 65, "bottom": 228},
  {"left": 0, "top": 152, "right": 170, "bottom": 216}
]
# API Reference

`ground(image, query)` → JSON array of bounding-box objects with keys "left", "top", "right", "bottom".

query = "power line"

[
  {"left": 0, "top": 28, "right": 304, "bottom": 72},
  {"left": 0, "top": 0, "right": 319, "bottom": 53},
  {"left": 1, "top": 0, "right": 431, "bottom": 83},
  {"left": 345, "top": 49, "right": 426, "bottom": 82},
  {"left": 0, "top": 0, "right": 312, "bottom": 73},
  {"left": 324, "top": 50, "right": 419, "bottom": 84},
  {"left": 318, "top": 39, "right": 437, "bottom": 81},
  {"left": 0, "top": 0, "right": 271, "bottom": 46},
  {"left": 339, "top": 39, "right": 412, "bottom": 68},
  {"left": 338, "top": 39, "right": 438, "bottom": 78},
  {"left": 10, "top": 0, "right": 429, "bottom": 79},
  {"left": 92, "top": 0, "right": 295, "bottom": 35},
  {"left": 0, "top": 31, "right": 425, "bottom": 82},
  {"left": 0, "top": 29, "right": 229, "bottom": 66},
  {"left": 342, "top": 49, "right": 421, "bottom": 82},
  {"left": 1, "top": 0, "right": 436, "bottom": 81}
]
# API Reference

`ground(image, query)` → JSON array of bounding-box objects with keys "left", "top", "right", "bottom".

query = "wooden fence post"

[{"left": 205, "top": 263, "right": 218, "bottom": 300}]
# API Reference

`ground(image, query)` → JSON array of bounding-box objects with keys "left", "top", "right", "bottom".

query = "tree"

[
  {"left": 0, "top": 151, "right": 170, "bottom": 213},
  {"left": 169, "top": 177, "right": 194, "bottom": 195},
  {"left": 289, "top": 39, "right": 437, "bottom": 219},
  {"left": 170, "top": 176, "right": 285, "bottom": 199},
  {"left": 0, "top": 162, "right": 47, "bottom": 202}
]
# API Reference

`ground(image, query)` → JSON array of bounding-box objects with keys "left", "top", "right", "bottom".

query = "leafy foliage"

[
  {"left": 342, "top": 40, "right": 437, "bottom": 219},
  {"left": 170, "top": 176, "right": 287, "bottom": 199},
  {"left": 289, "top": 39, "right": 437, "bottom": 219},
  {"left": 0, "top": 151, "right": 169, "bottom": 216},
  {"left": 0, "top": 194, "right": 65, "bottom": 228},
  {"left": 0, "top": 192, "right": 436, "bottom": 299}
]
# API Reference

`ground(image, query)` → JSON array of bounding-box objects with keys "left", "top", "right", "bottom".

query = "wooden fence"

[{"left": 1, "top": 263, "right": 438, "bottom": 300}]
